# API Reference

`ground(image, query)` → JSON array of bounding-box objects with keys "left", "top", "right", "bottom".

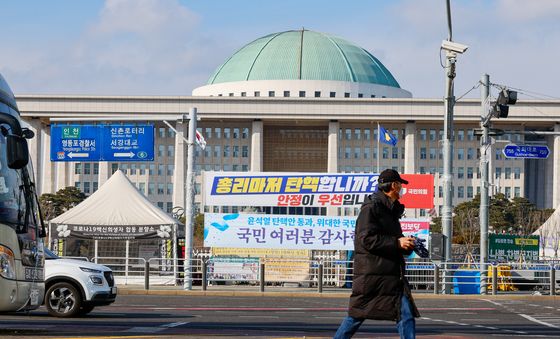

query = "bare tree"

[
  {"left": 551, "top": 221, "right": 560, "bottom": 259},
  {"left": 537, "top": 224, "right": 550, "bottom": 258},
  {"left": 454, "top": 208, "right": 480, "bottom": 263}
]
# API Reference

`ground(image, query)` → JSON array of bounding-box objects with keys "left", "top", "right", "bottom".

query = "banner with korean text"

[
  {"left": 203, "top": 172, "right": 434, "bottom": 209},
  {"left": 204, "top": 213, "right": 430, "bottom": 255}
]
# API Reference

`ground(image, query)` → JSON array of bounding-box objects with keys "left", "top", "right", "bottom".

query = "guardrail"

[{"left": 88, "top": 256, "right": 559, "bottom": 295}]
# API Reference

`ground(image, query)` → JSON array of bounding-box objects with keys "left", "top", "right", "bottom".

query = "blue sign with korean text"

[
  {"left": 51, "top": 125, "right": 102, "bottom": 161},
  {"left": 50, "top": 124, "right": 154, "bottom": 162},
  {"left": 502, "top": 144, "right": 550, "bottom": 159},
  {"left": 101, "top": 125, "right": 154, "bottom": 161}
]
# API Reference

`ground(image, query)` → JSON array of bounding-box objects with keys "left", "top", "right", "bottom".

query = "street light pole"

[
  {"left": 441, "top": 0, "right": 464, "bottom": 294},
  {"left": 442, "top": 48, "right": 456, "bottom": 293},
  {"left": 480, "top": 74, "right": 490, "bottom": 294},
  {"left": 184, "top": 107, "right": 197, "bottom": 290}
]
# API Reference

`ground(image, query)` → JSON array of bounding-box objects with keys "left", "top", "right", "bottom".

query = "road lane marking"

[
  {"left": 139, "top": 306, "right": 494, "bottom": 312},
  {"left": 125, "top": 327, "right": 163, "bottom": 333},
  {"left": 421, "top": 316, "right": 527, "bottom": 335},
  {"left": 519, "top": 314, "right": 559, "bottom": 329},
  {"left": 461, "top": 318, "right": 500, "bottom": 322},
  {"left": 161, "top": 321, "right": 189, "bottom": 328}
]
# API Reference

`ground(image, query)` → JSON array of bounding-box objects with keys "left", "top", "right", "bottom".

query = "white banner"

[{"left": 204, "top": 213, "right": 429, "bottom": 254}]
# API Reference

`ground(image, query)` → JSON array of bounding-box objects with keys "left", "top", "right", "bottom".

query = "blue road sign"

[
  {"left": 101, "top": 124, "right": 154, "bottom": 161},
  {"left": 51, "top": 124, "right": 154, "bottom": 162},
  {"left": 51, "top": 125, "right": 102, "bottom": 161},
  {"left": 502, "top": 144, "right": 550, "bottom": 159}
]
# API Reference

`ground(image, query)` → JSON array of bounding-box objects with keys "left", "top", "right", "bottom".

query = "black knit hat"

[{"left": 378, "top": 169, "right": 409, "bottom": 185}]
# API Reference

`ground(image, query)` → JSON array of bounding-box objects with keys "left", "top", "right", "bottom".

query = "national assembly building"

[{"left": 16, "top": 29, "right": 560, "bottom": 228}]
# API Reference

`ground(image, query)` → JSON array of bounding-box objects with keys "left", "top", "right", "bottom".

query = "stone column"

[
  {"left": 553, "top": 123, "right": 560, "bottom": 208},
  {"left": 327, "top": 121, "right": 339, "bottom": 173},
  {"left": 98, "top": 162, "right": 111, "bottom": 187},
  {"left": 404, "top": 121, "right": 416, "bottom": 174},
  {"left": 250, "top": 120, "right": 263, "bottom": 172},
  {"left": 40, "top": 125, "right": 55, "bottom": 194},
  {"left": 327, "top": 121, "right": 339, "bottom": 216},
  {"left": 172, "top": 120, "right": 186, "bottom": 210},
  {"left": 404, "top": 121, "right": 417, "bottom": 218},
  {"left": 55, "top": 162, "right": 68, "bottom": 191}
]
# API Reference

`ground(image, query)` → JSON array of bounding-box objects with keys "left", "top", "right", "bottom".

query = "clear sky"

[{"left": 1, "top": 0, "right": 559, "bottom": 99}]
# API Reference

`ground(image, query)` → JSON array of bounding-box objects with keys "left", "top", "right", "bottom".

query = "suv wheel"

[{"left": 46, "top": 282, "right": 82, "bottom": 317}]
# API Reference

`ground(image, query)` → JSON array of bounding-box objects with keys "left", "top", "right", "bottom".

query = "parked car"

[{"left": 44, "top": 248, "right": 117, "bottom": 317}]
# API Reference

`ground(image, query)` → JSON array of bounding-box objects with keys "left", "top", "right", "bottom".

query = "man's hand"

[{"left": 398, "top": 237, "right": 415, "bottom": 251}]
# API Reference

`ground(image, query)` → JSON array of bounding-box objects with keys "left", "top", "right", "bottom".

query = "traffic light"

[{"left": 493, "top": 89, "right": 517, "bottom": 118}]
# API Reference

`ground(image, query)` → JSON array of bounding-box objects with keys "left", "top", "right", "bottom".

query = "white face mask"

[{"left": 399, "top": 187, "right": 407, "bottom": 196}]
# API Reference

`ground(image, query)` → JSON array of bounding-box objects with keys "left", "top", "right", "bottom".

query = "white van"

[{"left": 44, "top": 248, "right": 117, "bottom": 317}]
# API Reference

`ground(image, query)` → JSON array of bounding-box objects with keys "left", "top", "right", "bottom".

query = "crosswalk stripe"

[{"left": 519, "top": 314, "right": 560, "bottom": 329}]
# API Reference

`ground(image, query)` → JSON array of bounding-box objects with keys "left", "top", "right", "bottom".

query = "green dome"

[{"left": 207, "top": 30, "right": 401, "bottom": 88}]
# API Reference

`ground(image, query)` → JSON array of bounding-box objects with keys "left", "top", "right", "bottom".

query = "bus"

[{"left": 0, "top": 72, "right": 46, "bottom": 311}]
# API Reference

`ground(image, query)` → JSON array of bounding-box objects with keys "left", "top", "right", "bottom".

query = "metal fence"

[{"left": 82, "top": 255, "right": 559, "bottom": 295}]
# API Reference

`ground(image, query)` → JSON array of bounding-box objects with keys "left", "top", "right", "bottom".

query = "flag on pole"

[
  {"left": 195, "top": 130, "right": 207, "bottom": 150},
  {"left": 428, "top": 207, "right": 437, "bottom": 218},
  {"left": 379, "top": 126, "right": 398, "bottom": 146}
]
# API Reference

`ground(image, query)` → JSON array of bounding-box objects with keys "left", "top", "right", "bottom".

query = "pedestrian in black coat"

[{"left": 334, "top": 169, "right": 420, "bottom": 339}]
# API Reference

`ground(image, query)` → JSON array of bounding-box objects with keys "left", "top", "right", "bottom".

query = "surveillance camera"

[{"left": 441, "top": 40, "right": 469, "bottom": 54}]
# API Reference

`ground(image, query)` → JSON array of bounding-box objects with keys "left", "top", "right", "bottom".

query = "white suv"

[{"left": 44, "top": 248, "right": 117, "bottom": 317}]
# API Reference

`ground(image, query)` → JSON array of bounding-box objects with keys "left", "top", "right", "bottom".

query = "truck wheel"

[
  {"left": 46, "top": 282, "right": 82, "bottom": 317},
  {"left": 78, "top": 304, "right": 95, "bottom": 315}
]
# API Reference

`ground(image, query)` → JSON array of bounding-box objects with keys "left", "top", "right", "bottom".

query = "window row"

[
  {"left": 74, "top": 163, "right": 99, "bottom": 175},
  {"left": 419, "top": 129, "right": 476, "bottom": 142},
  {"left": 157, "top": 127, "right": 176, "bottom": 139},
  {"left": 194, "top": 164, "right": 249, "bottom": 172},
  {"left": 135, "top": 182, "right": 174, "bottom": 196},
  {"left": 74, "top": 181, "right": 98, "bottom": 194},
  {"left": 340, "top": 166, "right": 404, "bottom": 174},
  {"left": 437, "top": 185, "right": 521, "bottom": 199},
  {"left": 216, "top": 91, "right": 386, "bottom": 98},
  {"left": 419, "top": 166, "right": 521, "bottom": 180},
  {"left": 111, "top": 163, "right": 174, "bottom": 177},
  {"left": 341, "top": 147, "right": 405, "bottom": 160},
  {"left": 157, "top": 145, "right": 175, "bottom": 158},
  {"left": 200, "top": 127, "right": 250, "bottom": 139},
  {"left": 196, "top": 145, "right": 249, "bottom": 158},
  {"left": 419, "top": 147, "right": 477, "bottom": 160},
  {"left": 495, "top": 167, "right": 522, "bottom": 179},
  {"left": 340, "top": 128, "right": 400, "bottom": 141},
  {"left": 156, "top": 201, "right": 175, "bottom": 214}
]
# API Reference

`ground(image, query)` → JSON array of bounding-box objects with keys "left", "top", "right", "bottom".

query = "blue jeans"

[{"left": 333, "top": 295, "right": 416, "bottom": 339}]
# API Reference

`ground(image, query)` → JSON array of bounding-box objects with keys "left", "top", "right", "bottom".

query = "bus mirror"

[{"left": 7, "top": 134, "right": 29, "bottom": 169}]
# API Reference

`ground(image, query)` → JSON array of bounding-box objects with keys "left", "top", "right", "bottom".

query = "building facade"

[{"left": 16, "top": 30, "right": 560, "bottom": 219}]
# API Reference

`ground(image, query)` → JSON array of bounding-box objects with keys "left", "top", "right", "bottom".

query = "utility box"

[{"left": 430, "top": 233, "right": 446, "bottom": 261}]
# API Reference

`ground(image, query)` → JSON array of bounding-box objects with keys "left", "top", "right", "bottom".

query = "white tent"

[
  {"left": 50, "top": 170, "right": 179, "bottom": 272},
  {"left": 532, "top": 206, "right": 560, "bottom": 259},
  {"left": 51, "top": 169, "right": 176, "bottom": 227}
]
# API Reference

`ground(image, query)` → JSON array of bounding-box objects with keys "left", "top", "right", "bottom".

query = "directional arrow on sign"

[
  {"left": 67, "top": 152, "right": 89, "bottom": 158},
  {"left": 114, "top": 152, "right": 135, "bottom": 158}
]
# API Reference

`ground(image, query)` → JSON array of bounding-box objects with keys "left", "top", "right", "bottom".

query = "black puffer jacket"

[{"left": 348, "top": 191, "right": 420, "bottom": 321}]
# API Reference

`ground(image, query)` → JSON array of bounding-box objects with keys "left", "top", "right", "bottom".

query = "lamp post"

[
  {"left": 441, "top": 0, "right": 468, "bottom": 293},
  {"left": 184, "top": 107, "right": 197, "bottom": 290},
  {"left": 479, "top": 74, "right": 490, "bottom": 294}
]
